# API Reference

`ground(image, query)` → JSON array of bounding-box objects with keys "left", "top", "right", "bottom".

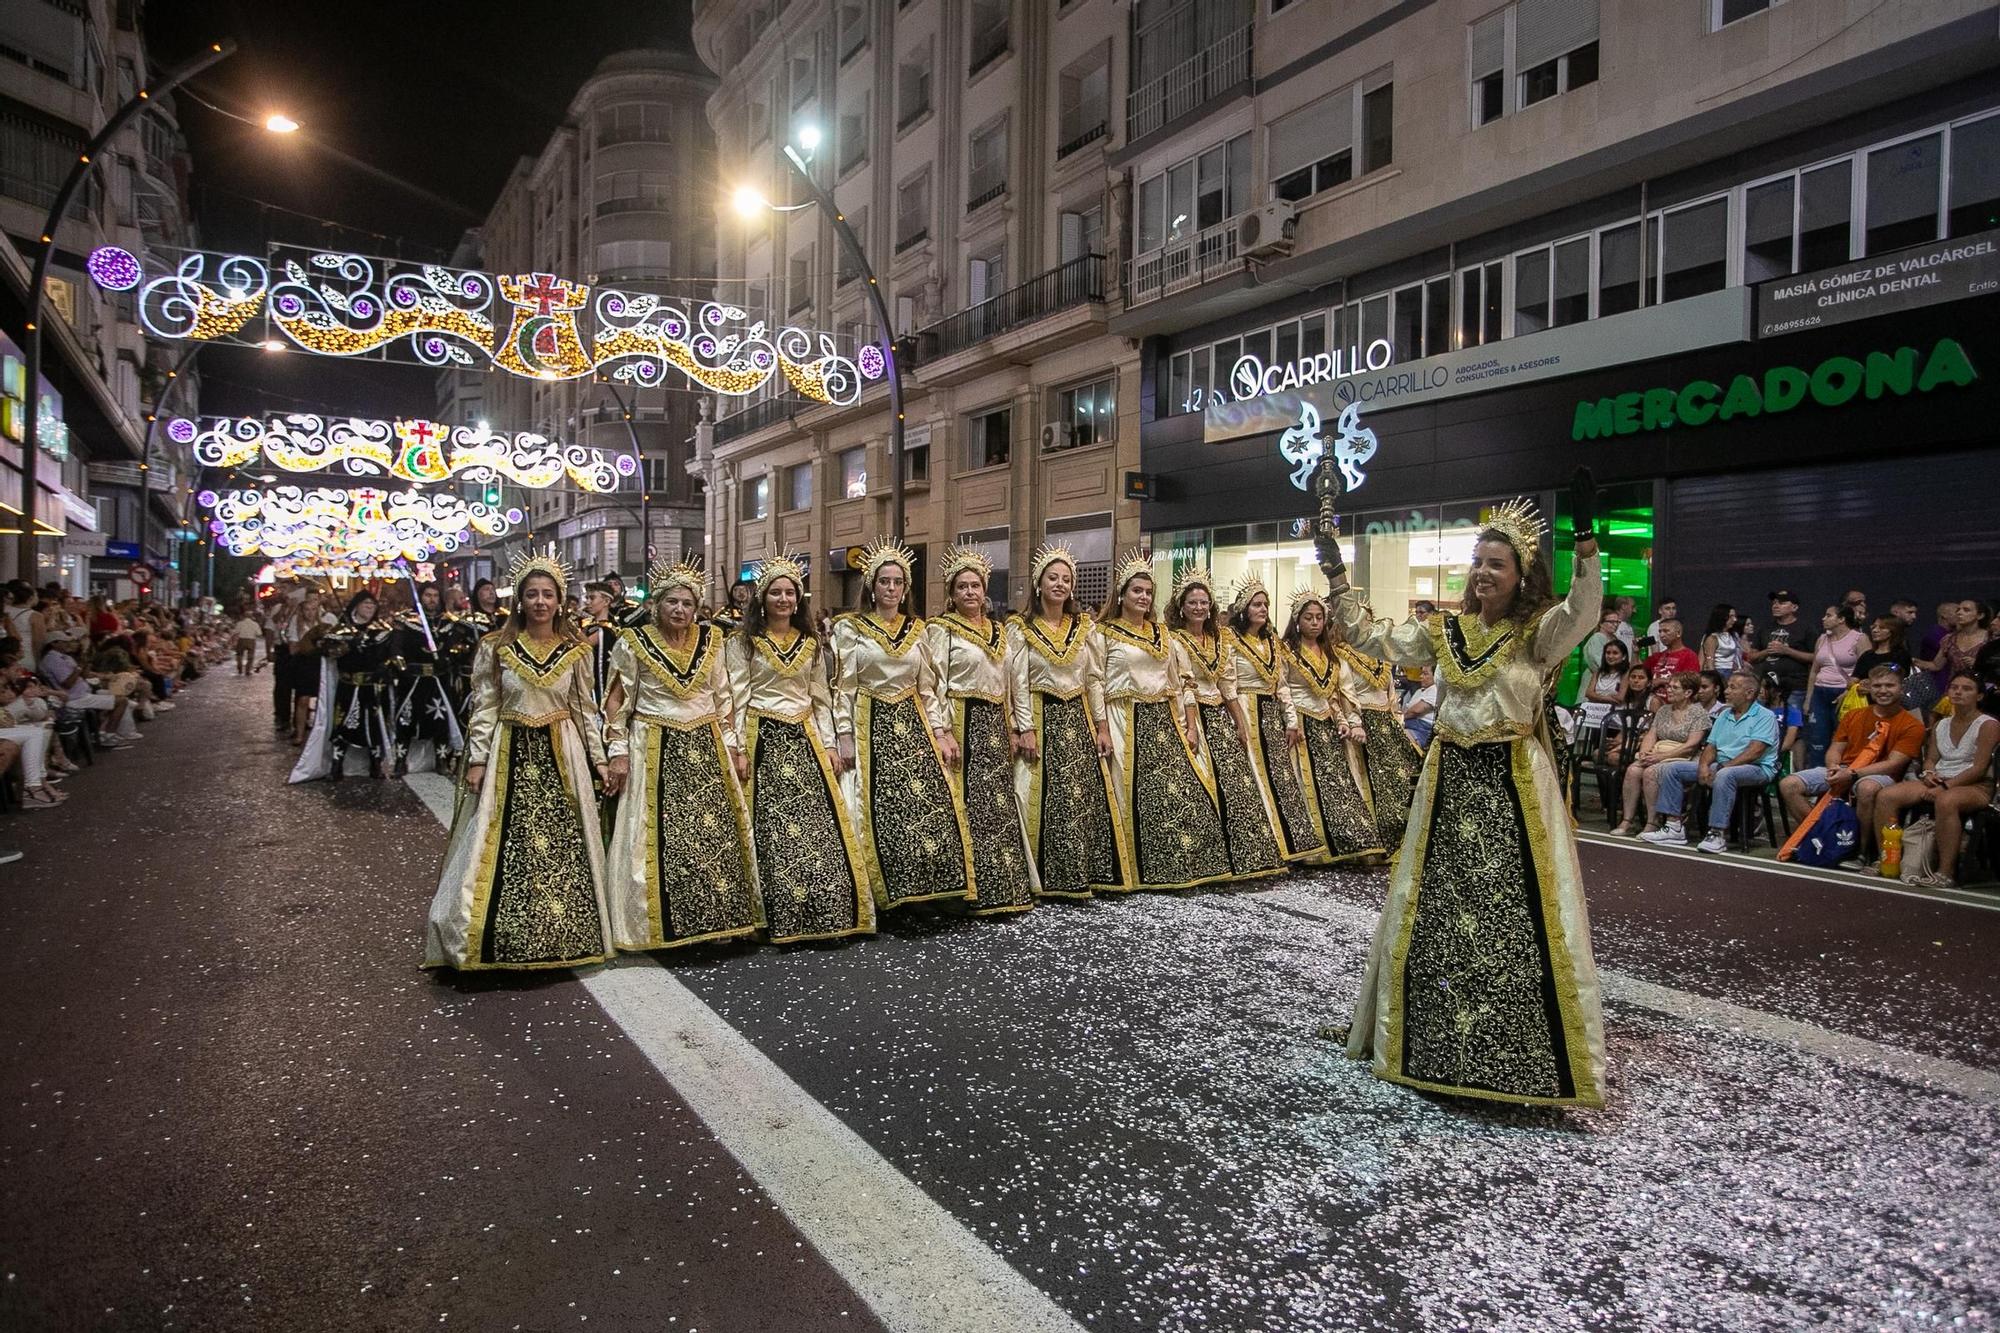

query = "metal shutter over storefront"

[{"left": 1662, "top": 447, "right": 2000, "bottom": 618}]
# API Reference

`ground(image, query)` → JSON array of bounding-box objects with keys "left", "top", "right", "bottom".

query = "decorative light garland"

[
  {"left": 199, "top": 485, "right": 522, "bottom": 561},
  {"left": 180, "top": 414, "right": 638, "bottom": 491},
  {"left": 95, "top": 243, "right": 887, "bottom": 406}
]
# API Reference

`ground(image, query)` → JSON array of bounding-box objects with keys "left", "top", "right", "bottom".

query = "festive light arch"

[
  {"left": 180, "top": 414, "right": 638, "bottom": 491},
  {"left": 199, "top": 485, "right": 522, "bottom": 561},
  {"left": 95, "top": 244, "right": 888, "bottom": 406}
]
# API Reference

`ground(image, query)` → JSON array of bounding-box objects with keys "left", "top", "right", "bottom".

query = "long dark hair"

[
  {"left": 1599, "top": 637, "right": 1631, "bottom": 675},
  {"left": 1029, "top": 562, "right": 1080, "bottom": 622},
  {"left": 494, "top": 573, "right": 582, "bottom": 647},
  {"left": 1229, "top": 590, "right": 1276, "bottom": 641},
  {"left": 1869, "top": 615, "right": 1906, "bottom": 653},
  {"left": 1460, "top": 529, "right": 1556, "bottom": 623},
  {"left": 1165, "top": 580, "right": 1216, "bottom": 634},
  {"left": 1281, "top": 597, "right": 1332, "bottom": 656},
  {"left": 744, "top": 575, "right": 809, "bottom": 638},
  {"left": 1704, "top": 603, "right": 1737, "bottom": 637},
  {"left": 1098, "top": 571, "right": 1157, "bottom": 624}
]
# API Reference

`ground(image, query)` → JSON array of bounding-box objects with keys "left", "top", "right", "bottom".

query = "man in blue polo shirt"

[{"left": 1642, "top": 670, "right": 1780, "bottom": 853}]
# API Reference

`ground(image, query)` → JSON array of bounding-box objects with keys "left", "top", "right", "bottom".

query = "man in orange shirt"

[{"left": 1778, "top": 664, "right": 1925, "bottom": 862}]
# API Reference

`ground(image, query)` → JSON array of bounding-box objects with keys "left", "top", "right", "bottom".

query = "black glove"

[{"left": 1568, "top": 466, "right": 1598, "bottom": 548}]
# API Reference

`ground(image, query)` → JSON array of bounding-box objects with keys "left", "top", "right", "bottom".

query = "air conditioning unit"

[
  {"left": 1237, "top": 200, "right": 1297, "bottom": 258},
  {"left": 1041, "top": 422, "right": 1075, "bottom": 452}
]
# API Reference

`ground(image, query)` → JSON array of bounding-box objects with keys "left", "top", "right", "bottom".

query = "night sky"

[{"left": 142, "top": 0, "right": 697, "bottom": 419}]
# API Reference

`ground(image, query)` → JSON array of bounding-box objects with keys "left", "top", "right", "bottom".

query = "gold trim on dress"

[
  {"left": 838, "top": 611, "right": 923, "bottom": 656},
  {"left": 1097, "top": 617, "right": 1169, "bottom": 659},
  {"left": 627, "top": 623, "right": 717, "bottom": 698},
  {"left": 1016, "top": 613, "right": 1090, "bottom": 665},
  {"left": 502, "top": 638, "right": 590, "bottom": 688},
  {"left": 749, "top": 628, "right": 816, "bottom": 676},
  {"left": 933, "top": 611, "right": 1005, "bottom": 658}
]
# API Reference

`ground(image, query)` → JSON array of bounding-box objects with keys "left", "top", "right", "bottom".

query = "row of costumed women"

[{"left": 423, "top": 539, "right": 1423, "bottom": 970}]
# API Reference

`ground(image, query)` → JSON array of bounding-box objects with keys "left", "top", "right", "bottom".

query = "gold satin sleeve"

[
  {"left": 566, "top": 644, "right": 607, "bottom": 769},
  {"left": 1329, "top": 587, "right": 1436, "bottom": 669},
  {"left": 465, "top": 638, "right": 500, "bottom": 764},
  {"left": 1004, "top": 619, "right": 1032, "bottom": 733},
  {"left": 604, "top": 635, "right": 639, "bottom": 759}
]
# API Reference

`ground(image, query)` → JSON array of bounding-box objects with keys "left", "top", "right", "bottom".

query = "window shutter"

[
  {"left": 1515, "top": 0, "right": 1598, "bottom": 70},
  {"left": 1059, "top": 212, "right": 1085, "bottom": 263},
  {"left": 1469, "top": 11, "right": 1506, "bottom": 78},
  {"left": 1268, "top": 90, "right": 1353, "bottom": 182},
  {"left": 969, "top": 258, "right": 991, "bottom": 305}
]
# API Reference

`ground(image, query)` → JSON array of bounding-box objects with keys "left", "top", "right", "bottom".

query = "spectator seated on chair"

[
  {"left": 1872, "top": 672, "right": 1999, "bottom": 888},
  {"left": 1403, "top": 667, "right": 1438, "bottom": 750},
  {"left": 37, "top": 628, "right": 133, "bottom": 748},
  {"left": 1614, "top": 672, "right": 1709, "bottom": 837},
  {"left": 1695, "top": 670, "right": 1727, "bottom": 719},
  {"left": 1576, "top": 637, "right": 1634, "bottom": 758},
  {"left": 1777, "top": 664, "right": 1925, "bottom": 866},
  {"left": 1582, "top": 611, "right": 1624, "bottom": 673},
  {"left": 1642, "top": 671, "right": 1780, "bottom": 853}
]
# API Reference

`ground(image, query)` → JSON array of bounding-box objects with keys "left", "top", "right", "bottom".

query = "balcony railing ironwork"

[
  {"left": 714, "top": 396, "right": 794, "bottom": 444},
  {"left": 1128, "top": 217, "right": 1242, "bottom": 307},
  {"left": 1127, "top": 5, "right": 1252, "bottom": 141},
  {"left": 913, "top": 254, "right": 1105, "bottom": 365}
]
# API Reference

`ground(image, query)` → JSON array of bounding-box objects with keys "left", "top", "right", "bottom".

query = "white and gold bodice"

[
  {"left": 1228, "top": 629, "right": 1299, "bottom": 730},
  {"left": 724, "top": 627, "right": 836, "bottom": 743},
  {"left": 831, "top": 612, "right": 946, "bottom": 735},
  {"left": 465, "top": 636, "right": 606, "bottom": 767},
  {"left": 1172, "top": 628, "right": 1236, "bottom": 708},
  {"left": 1334, "top": 642, "right": 1400, "bottom": 714},
  {"left": 1095, "top": 618, "right": 1189, "bottom": 707},
  {"left": 605, "top": 623, "right": 738, "bottom": 758},
  {"left": 925, "top": 613, "right": 1014, "bottom": 727},
  {"left": 1331, "top": 553, "right": 1602, "bottom": 746},
  {"left": 1283, "top": 642, "right": 1359, "bottom": 724},
  {"left": 1005, "top": 614, "right": 1105, "bottom": 728}
]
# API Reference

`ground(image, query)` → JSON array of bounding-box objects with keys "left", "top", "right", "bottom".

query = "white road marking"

[
  {"left": 405, "top": 770, "right": 1086, "bottom": 1333},
  {"left": 1253, "top": 885, "right": 2000, "bottom": 1108},
  {"left": 1576, "top": 828, "right": 2000, "bottom": 911}
]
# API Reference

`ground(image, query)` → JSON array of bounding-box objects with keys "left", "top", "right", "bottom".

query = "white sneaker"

[
  {"left": 1697, "top": 830, "right": 1729, "bottom": 854},
  {"left": 96, "top": 734, "right": 131, "bottom": 749},
  {"left": 1640, "top": 822, "right": 1687, "bottom": 846},
  {"left": 153, "top": 701, "right": 177, "bottom": 712}
]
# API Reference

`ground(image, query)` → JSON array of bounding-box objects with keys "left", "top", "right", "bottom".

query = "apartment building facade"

[
  {"left": 693, "top": 0, "right": 1139, "bottom": 615},
  {"left": 1, "top": 0, "right": 199, "bottom": 598},
  {"left": 438, "top": 50, "right": 719, "bottom": 591},
  {"left": 1120, "top": 0, "right": 2000, "bottom": 626}
]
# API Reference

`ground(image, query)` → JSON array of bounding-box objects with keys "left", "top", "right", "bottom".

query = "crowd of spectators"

[{"left": 0, "top": 579, "right": 233, "bottom": 867}]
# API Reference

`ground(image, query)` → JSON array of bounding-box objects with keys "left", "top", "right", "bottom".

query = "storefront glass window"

[
  {"left": 1949, "top": 114, "right": 2000, "bottom": 236},
  {"left": 1865, "top": 134, "right": 1942, "bottom": 255}
]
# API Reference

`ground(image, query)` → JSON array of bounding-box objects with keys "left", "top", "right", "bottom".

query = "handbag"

[
  {"left": 1898, "top": 815, "right": 1937, "bottom": 879},
  {"left": 1792, "top": 799, "right": 1860, "bottom": 867}
]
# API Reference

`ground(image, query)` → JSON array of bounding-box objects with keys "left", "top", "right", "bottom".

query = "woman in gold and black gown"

[
  {"left": 926, "top": 546, "right": 1038, "bottom": 914},
  {"left": 1332, "top": 617, "right": 1423, "bottom": 851},
  {"left": 1167, "top": 568, "right": 1284, "bottom": 881},
  {"left": 1283, "top": 589, "right": 1385, "bottom": 865},
  {"left": 1326, "top": 472, "right": 1609, "bottom": 1108},
  {"left": 424, "top": 551, "right": 614, "bottom": 971},
  {"left": 1227, "top": 579, "right": 1326, "bottom": 865}
]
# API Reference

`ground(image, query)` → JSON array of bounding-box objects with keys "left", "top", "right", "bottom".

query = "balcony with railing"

[
  {"left": 714, "top": 396, "right": 796, "bottom": 445},
  {"left": 1127, "top": 1, "right": 1253, "bottom": 142},
  {"left": 912, "top": 254, "right": 1106, "bottom": 372},
  {"left": 1128, "top": 217, "right": 1243, "bottom": 308}
]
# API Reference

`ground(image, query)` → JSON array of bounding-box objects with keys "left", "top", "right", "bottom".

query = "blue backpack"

[{"left": 1792, "top": 799, "right": 1860, "bottom": 868}]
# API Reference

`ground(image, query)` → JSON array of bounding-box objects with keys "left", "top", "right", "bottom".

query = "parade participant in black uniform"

[
  {"left": 603, "top": 573, "right": 650, "bottom": 629},
  {"left": 712, "top": 578, "right": 755, "bottom": 631},
  {"left": 290, "top": 590, "right": 397, "bottom": 782},
  {"left": 579, "top": 580, "right": 619, "bottom": 706},
  {"left": 442, "top": 579, "right": 506, "bottom": 724},
  {"left": 390, "top": 582, "right": 464, "bottom": 776}
]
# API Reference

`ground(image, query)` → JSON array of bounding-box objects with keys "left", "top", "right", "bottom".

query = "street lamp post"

[
  {"left": 598, "top": 382, "right": 651, "bottom": 591},
  {"left": 138, "top": 342, "right": 203, "bottom": 598},
  {"left": 739, "top": 131, "right": 907, "bottom": 540},
  {"left": 16, "top": 40, "right": 237, "bottom": 584}
]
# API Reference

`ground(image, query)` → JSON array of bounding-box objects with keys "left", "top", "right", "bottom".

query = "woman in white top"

[
  {"left": 1699, "top": 604, "right": 1742, "bottom": 676},
  {"left": 1873, "top": 672, "right": 1999, "bottom": 887}
]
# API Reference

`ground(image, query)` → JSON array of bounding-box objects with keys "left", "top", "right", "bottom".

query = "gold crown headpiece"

[
  {"left": 939, "top": 544, "right": 993, "bottom": 585},
  {"left": 858, "top": 537, "right": 918, "bottom": 585},
  {"left": 1288, "top": 582, "right": 1327, "bottom": 618},
  {"left": 507, "top": 543, "right": 575, "bottom": 600},
  {"left": 1111, "top": 547, "right": 1154, "bottom": 598},
  {"left": 1170, "top": 566, "right": 1215, "bottom": 603},
  {"left": 1029, "top": 542, "right": 1077, "bottom": 583},
  {"left": 752, "top": 552, "right": 809, "bottom": 593},
  {"left": 1482, "top": 497, "right": 1548, "bottom": 571},
  {"left": 1228, "top": 573, "right": 1270, "bottom": 610},
  {"left": 647, "top": 554, "right": 708, "bottom": 604}
]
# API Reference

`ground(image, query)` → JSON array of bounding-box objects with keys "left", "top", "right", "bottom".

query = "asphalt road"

[{"left": 4, "top": 673, "right": 1995, "bottom": 1331}]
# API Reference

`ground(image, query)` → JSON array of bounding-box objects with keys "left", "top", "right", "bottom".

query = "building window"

[
  {"left": 898, "top": 44, "right": 932, "bottom": 129},
  {"left": 749, "top": 97, "right": 770, "bottom": 145},
  {"left": 965, "top": 406, "right": 1012, "bottom": 470},
  {"left": 597, "top": 103, "right": 671, "bottom": 148},
  {"left": 596, "top": 240, "right": 673, "bottom": 282},
  {"left": 790, "top": 49, "right": 816, "bottom": 108},
  {"left": 1457, "top": 260, "right": 1504, "bottom": 349},
  {"left": 968, "top": 116, "right": 1009, "bottom": 209},
  {"left": 1596, "top": 221, "right": 1643, "bottom": 316},
  {"left": 839, "top": 447, "right": 868, "bottom": 499},
  {"left": 905, "top": 437, "right": 930, "bottom": 483},
  {"left": 1055, "top": 377, "right": 1116, "bottom": 449},
  {"left": 895, "top": 170, "right": 931, "bottom": 250},
  {"left": 1362, "top": 78, "right": 1394, "bottom": 174},
  {"left": 785, "top": 462, "right": 814, "bottom": 512},
  {"left": 1949, "top": 113, "right": 2000, "bottom": 236},
  {"left": 837, "top": 207, "right": 868, "bottom": 285},
  {"left": 1656, "top": 196, "right": 1729, "bottom": 302},
  {"left": 839, "top": 96, "right": 869, "bottom": 174},
  {"left": 1470, "top": 1, "right": 1600, "bottom": 126},
  {"left": 838, "top": 1, "right": 869, "bottom": 63},
  {"left": 1269, "top": 75, "right": 1391, "bottom": 202},
  {"left": 1742, "top": 177, "right": 1796, "bottom": 283},
  {"left": 789, "top": 246, "right": 814, "bottom": 314},
  {"left": 970, "top": 0, "right": 1009, "bottom": 74},
  {"left": 596, "top": 170, "right": 673, "bottom": 216},
  {"left": 968, "top": 246, "right": 1007, "bottom": 306},
  {"left": 740, "top": 475, "right": 770, "bottom": 521},
  {"left": 1711, "top": 0, "right": 1783, "bottom": 30},
  {"left": 1390, "top": 277, "right": 1453, "bottom": 360},
  {"left": 1138, "top": 133, "right": 1251, "bottom": 252},
  {"left": 1058, "top": 52, "right": 1109, "bottom": 157},
  {"left": 1864, "top": 134, "right": 1942, "bottom": 256}
]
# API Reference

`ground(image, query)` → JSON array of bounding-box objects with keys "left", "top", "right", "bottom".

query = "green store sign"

[{"left": 1572, "top": 336, "right": 1977, "bottom": 441}]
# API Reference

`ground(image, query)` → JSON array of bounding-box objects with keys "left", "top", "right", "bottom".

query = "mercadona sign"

[{"left": 1571, "top": 336, "right": 1977, "bottom": 440}]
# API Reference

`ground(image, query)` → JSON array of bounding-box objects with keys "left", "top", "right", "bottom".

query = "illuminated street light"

[
  {"left": 732, "top": 185, "right": 769, "bottom": 219},
  {"left": 264, "top": 113, "right": 300, "bottom": 134},
  {"left": 794, "top": 124, "right": 822, "bottom": 155}
]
